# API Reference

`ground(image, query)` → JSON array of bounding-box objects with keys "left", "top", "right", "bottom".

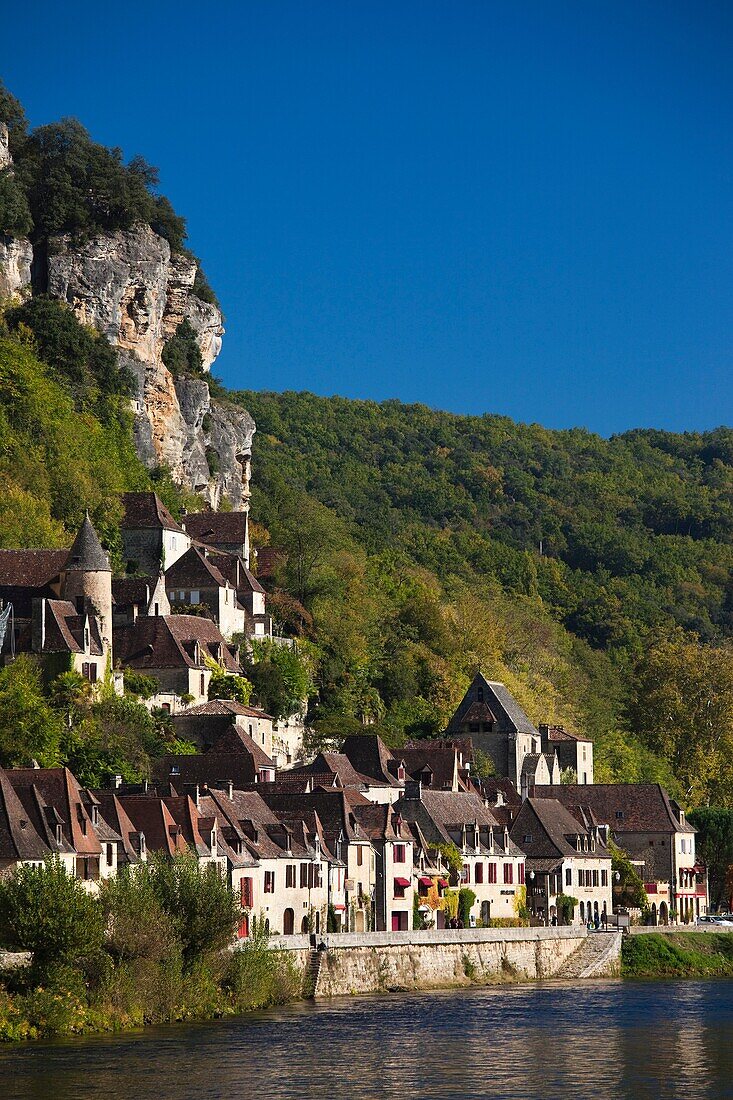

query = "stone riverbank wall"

[{"left": 262, "top": 927, "right": 620, "bottom": 997}]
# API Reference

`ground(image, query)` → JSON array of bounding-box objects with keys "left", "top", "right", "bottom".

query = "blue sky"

[{"left": 3, "top": 2, "right": 733, "bottom": 435}]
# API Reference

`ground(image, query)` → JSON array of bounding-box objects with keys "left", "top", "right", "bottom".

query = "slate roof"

[
  {"left": 8, "top": 768, "right": 108, "bottom": 856},
  {"left": 165, "top": 546, "right": 229, "bottom": 590},
  {"left": 0, "top": 767, "right": 51, "bottom": 862},
  {"left": 0, "top": 549, "right": 68, "bottom": 589},
  {"left": 114, "top": 615, "right": 240, "bottom": 671},
  {"left": 533, "top": 784, "right": 694, "bottom": 835},
  {"left": 259, "top": 788, "right": 366, "bottom": 845},
  {"left": 182, "top": 512, "right": 249, "bottom": 546},
  {"left": 42, "top": 600, "right": 104, "bottom": 655},
  {"left": 510, "top": 798, "right": 611, "bottom": 865},
  {"left": 287, "top": 752, "right": 367, "bottom": 791},
  {"left": 448, "top": 673, "right": 538, "bottom": 736},
  {"left": 350, "top": 803, "right": 411, "bottom": 842},
  {"left": 400, "top": 745, "right": 460, "bottom": 791},
  {"left": 112, "top": 577, "right": 157, "bottom": 607},
  {"left": 153, "top": 753, "right": 258, "bottom": 793},
  {"left": 121, "top": 492, "right": 184, "bottom": 533},
  {"left": 66, "top": 514, "right": 110, "bottom": 572}
]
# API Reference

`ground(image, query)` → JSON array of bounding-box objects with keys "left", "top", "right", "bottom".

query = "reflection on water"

[{"left": 2, "top": 979, "right": 733, "bottom": 1100}]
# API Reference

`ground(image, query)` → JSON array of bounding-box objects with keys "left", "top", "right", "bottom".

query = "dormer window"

[
  {"left": 56, "top": 824, "right": 63, "bottom": 845},
  {"left": 615, "top": 811, "right": 624, "bottom": 821},
  {"left": 92, "top": 805, "right": 99, "bottom": 827},
  {"left": 397, "top": 765, "right": 405, "bottom": 781},
  {"left": 140, "top": 832, "right": 146, "bottom": 854}
]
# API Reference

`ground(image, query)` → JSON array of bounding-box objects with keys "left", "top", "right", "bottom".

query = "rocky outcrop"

[
  {"left": 0, "top": 123, "right": 32, "bottom": 300},
  {"left": 40, "top": 224, "right": 251, "bottom": 507}
]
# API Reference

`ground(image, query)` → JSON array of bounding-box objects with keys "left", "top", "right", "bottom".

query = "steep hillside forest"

[{"left": 2, "top": 80, "right": 733, "bottom": 807}]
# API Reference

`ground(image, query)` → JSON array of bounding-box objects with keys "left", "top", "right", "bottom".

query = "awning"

[
  {"left": 419, "top": 876, "right": 433, "bottom": 886},
  {"left": 332, "top": 904, "right": 346, "bottom": 911},
  {"left": 438, "top": 877, "right": 449, "bottom": 888},
  {"left": 394, "top": 877, "right": 411, "bottom": 888}
]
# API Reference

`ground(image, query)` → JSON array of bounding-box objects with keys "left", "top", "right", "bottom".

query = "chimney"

[
  {"left": 404, "top": 779, "right": 422, "bottom": 801},
  {"left": 32, "top": 598, "right": 46, "bottom": 653},
  {"left": 113, "top": 774, "right": 122, "bottom": 789},
  {"left": 227, "top": 780, "right": 234, "bottom": 800}
]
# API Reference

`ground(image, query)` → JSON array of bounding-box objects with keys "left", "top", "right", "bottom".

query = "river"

[{"left": 1, "top": 979, "right": 732, "bottom": 1099}]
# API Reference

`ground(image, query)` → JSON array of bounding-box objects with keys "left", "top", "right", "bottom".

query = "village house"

[
  {"left": 153, "top": 722, "right": 277, "bottom": 793},
  {"left": 258, "top": 788, "right": 376, "bottom": 933},
  {"left": 164, "top": 546, "right": 245, "bottom": 640},
  {"left": 446, "top": 673, "right": 561, "bottom": 795},
  {"left": 340, "top": 735, "right": 406, "bottom": 804},
  {"left": 399, "top": 740, "right": 475, "bottom": 793},
  {"left": 344, "top": 797, "right": 414, "bottom": 931},
  {"left": 0, "top": 515, "right": 115, "bottom": 690},
  {"left": 539, "top": 725, "right": 594, "bottom": 784},
  {"left": 394, "top": 783, "right": 526, "bottom": 927},
  {"left": 7, "top": 767, "right": 121, "bottom": 889},
  {"left": 510, "top": 797, "right": 613, "bottom": 926},
  {"left": 182, "top": 510, "right": 251, "bottom": 570},
  {"left": 113, "top": 614, "right": 242, "bottom": 712},
  {"left": 533, "top": 784, "right": 707, "bottom": 925},
  {"left": 198, "top": 788, "right": 334, "bottom": 936},
  {"left": 0, "top": 766, "right": 64, "bottom": 874}
]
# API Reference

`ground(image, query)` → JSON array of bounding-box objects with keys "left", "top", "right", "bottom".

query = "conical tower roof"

[{"left": 65, "top": 513, "right": 111, "bottom": 573}]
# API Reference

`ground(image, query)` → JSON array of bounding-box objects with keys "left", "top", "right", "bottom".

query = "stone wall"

[{"left": 264, "top": 927, "right": 616, "bottom": 998}]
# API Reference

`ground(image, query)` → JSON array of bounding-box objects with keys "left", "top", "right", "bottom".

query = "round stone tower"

[{"left": 62, "top": 513, "right": 113, "bottom": 657}]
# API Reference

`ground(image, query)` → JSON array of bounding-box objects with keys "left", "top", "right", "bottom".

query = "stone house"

[
  {"left": 510, "top": 797, "right": 612, "bottom": 926},
  {"left": 533, "top": 784, "right": 706, "bottom": 924},
  {"left": 394, "top": 783, "right": 526, "bottom": 926},
  {"left": 0, "top": 766, "right": 61, "bottom": 875},
  {"left": 400, "top": 741, "right": 475, "bottom": 793},
  {"left": 198, "top": 788, "right": 333, "bottom": 936},
  {"left": 165, "top": 546, "right": 245, "bottom": 640},
  {"left": 113, "top": 614, "right": 242, "bottom": 711},
  {"left": 446, "top": 673, "right": 561, "bottom": 792},
  {"left": 120, "top": 492, "right": 191, "bottom": 575},
  {"left": 172, "top": 698, "right": 276, "bottom": 760},
  {"left": 539, "top": 725, "right": 594, "bottom": 784},
  {"left": 259, "top": 788, "right": 376, "bottom": 933},
  {"left": 112, "top": 575, "right": 170, "bottom": 626},
  {"left": 181, "top": 510, "right": 251, "bottom": 571}
]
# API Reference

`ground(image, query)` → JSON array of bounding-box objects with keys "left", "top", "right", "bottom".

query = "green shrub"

[
  {"left": 162, "top": 319, "right": 203, "bottom": 377},
  {"left": 0, "top": 169, "right": 32, "bottom": 237}
]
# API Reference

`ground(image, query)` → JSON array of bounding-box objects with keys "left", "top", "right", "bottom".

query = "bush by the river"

[
  {"left": 0, "top": 857, "right": 302, "bottom": 1040},
  {"left": 622, "top": 932, "right": 733, "bottom": 978}
]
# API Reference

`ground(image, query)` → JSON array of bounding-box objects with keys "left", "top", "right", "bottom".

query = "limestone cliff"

[{"left": 0, "top": 121, "right": 254, "bottom": 508}]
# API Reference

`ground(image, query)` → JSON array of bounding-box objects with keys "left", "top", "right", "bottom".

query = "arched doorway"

[
  {"left": 651, "top": 902, "right": 657, "bottom": 926},
  {"left": 301, "top": 915, "right": 309, "bottom": 934},
  {"left": 314, "top": 911, "right": 320, "bottom": 934},
  {"left": 579, "top": 901, "right": 585, "bottom": 923},
  {"left": 481, "top": 901, "right": 490, "bottom": 926},
  {"left": 659, "top": 902, "right": 668, "bottom": 926},
  {"left": 283, "top": 908, "right": 295, "bottom": 935}
]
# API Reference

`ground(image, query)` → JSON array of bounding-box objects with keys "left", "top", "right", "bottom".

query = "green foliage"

[
  {"left": 688, "top": 807, "right": 733, "bottom": 912},
  {"left": 140, "top": 854, "right": 239, "bottom": 969},
  {"left": 457, "top": 887, "right": 476, "bottom": 926},
  {"left": 0, "top": 860, "right": 104, "bottom": 979},
  {"left": 436, "top": 842, "right": 463, "bottom": 884},
  {"left": 223, "top": 926, "right": 301, "bottom": 1011},
  {"left": 245, "top": 639, "right": 314, "bottom": 720},
  {"left": 472, "top": 748, "right": 495, "bottom": 779},
  {"left": 0, "top": 81, "right": 28, "bottom": 153},
  {"left": 123, "top": 670, "right": 161, "bottom": 700},
  {"left": 65, "top": 694, "right": 171, "bottom": 787},
  {"left": 0, "top": 168, "right": 32, "bottom": 237},
  {"left": 6, "top": 295, "right": 134, "bottom": 410},
  {"left": 161, "top": 319, "right": 203, "bottom": 377},
  {"left": 207, "top": 668, "right": 253, "bottom": 705},
  {"left": 0, "top": 655, "right": 63, "bottom": 767}
]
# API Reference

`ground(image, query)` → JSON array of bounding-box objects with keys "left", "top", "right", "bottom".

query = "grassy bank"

[{"left": 622, "top": 932, "right": 733, "bottom": 978}]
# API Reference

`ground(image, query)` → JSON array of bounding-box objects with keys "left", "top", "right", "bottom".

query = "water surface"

[{"left": 2, "top": 979, "right": 732, "bottom": 1099}]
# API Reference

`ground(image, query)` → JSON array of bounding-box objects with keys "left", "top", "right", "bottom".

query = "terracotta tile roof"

[
  {"left": 510, "top": 798, "right": 611, "bottom": 863},
  {"left": 115, "top": 795, "right": 189, "bottom": 856},
  {"left": 400, "top": 745, "right": 459, "bottom": 790},
  {"left": 0, "top": 549, "right": 68, "bottom": 588},
  {"left": 253, "top": 547, "right": 285, "bottom": 580},
  {"left": 93, "top": 791, "right": 144, "bottom": 864},
  {"left": 182, "top": 512, "right": 248, "bottom": 546},
  {"left": 533, "top": 784, "right": 694, "bottom": 835},
  {"left": 121, "top": 492, "right": 184, "bottom": 533},
  {"left": 153, "top": 753, "right": 257, "bottom": 792},
  {"left": 351, "top": 803, "right": 411, "bottom": 842},
  {"left": 287, "top": 752, "right": 366, "bottom": 790},
  {"left": 209, "top": 727, "right": 275, "bottom": 768},
  {"left": 260, "top": 788, "right": 363, "bottom": 845}
]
